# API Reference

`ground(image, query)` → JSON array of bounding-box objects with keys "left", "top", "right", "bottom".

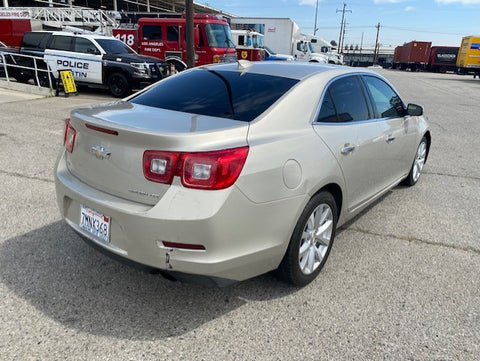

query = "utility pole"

[
  {"left": 314, "top": 0, "right": 319, "bottom": 35},
  {"left": 336, "top": 3, "right": 352, "bottom": 54},
  {"left": 185, "top": 0, "right": 195, "bottom": 68},
  {"left": 341, "top": 19, "right": 347, "bottom": 52},
  {"left": 360, "top": 32, "right": 364, "bottom": 54},
  {"left": 373, "top": 22, "right": 381, "bottom": 64}
]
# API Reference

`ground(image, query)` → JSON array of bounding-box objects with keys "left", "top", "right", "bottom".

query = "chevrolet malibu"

[{"left": 55, "top": 62, "right": 430, "bottom": 287}]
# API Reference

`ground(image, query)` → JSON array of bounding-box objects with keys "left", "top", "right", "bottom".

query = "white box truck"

[{"left": 230, "top": 17, "right": 328, "bottom": 63}]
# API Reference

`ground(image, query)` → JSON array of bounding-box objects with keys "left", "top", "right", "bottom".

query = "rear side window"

[
  {"left": 363, "top": 76, "right": 405, "bottom": 118},
  {"left": 325, "top": 76, "right": 370, "bottom": 122},
  {"left": 50, "top": 36, "right": 74, "bottom": 51},
  {"left": 317, "top": 90, "right": 338, "bottom": 123},
  {"left": 21, "top": 32, "right": 51, "bottom": 50},
  {"left": 130, "top": 69, "right": 299, "bottom": 122}
]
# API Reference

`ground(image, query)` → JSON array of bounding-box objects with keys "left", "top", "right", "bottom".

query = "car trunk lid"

[{"left": 66, "top": 101, "right": 249, "bottom": 205}]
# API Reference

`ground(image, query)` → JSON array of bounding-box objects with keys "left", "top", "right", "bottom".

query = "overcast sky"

[{"left": 202, "top": 0, "right": 480, "bottom": 48}]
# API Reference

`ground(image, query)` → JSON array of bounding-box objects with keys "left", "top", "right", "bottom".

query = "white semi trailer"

[{"left": 230, "top": 17, "right": 329, "bottom": 63}]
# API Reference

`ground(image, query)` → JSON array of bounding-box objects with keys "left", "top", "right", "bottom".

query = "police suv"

[{"left": 16, "top": 31, "right": 168, "bottom": 97}]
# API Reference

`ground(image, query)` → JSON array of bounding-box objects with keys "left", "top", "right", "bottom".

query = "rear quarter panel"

[{"left": 236, "top": 73, "right": 346, "bottom": 228}]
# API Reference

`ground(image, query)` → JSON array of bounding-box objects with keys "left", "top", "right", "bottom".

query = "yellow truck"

[{"left": 456, "top": 36, "right": 480, "bottom": 77}]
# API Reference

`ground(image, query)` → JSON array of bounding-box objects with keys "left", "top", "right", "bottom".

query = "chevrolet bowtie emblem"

[{"left": 90, "top": 145, "right": 111, "bottom": 160}]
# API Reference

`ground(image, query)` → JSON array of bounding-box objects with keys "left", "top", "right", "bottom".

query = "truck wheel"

[
  {"left": 108, "top": 72, "right": 131, "bottom": 98},
  {"left": 12, "top": 69, "right": 31, "bottom": 83}
]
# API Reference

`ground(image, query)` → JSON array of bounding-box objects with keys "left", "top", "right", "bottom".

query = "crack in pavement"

[
  {"left": 423, "top": 171, "right": 480, "bottom": 181},
  {"left": 345, "top": 227, "right": 480, "bottom": 256},
  {"left": 0, "top": 169, "right": 53, "bottom": 184}
]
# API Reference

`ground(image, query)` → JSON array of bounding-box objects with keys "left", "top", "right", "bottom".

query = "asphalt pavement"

[{"left": 0, "top": 70, "right": 479, "bottom": 360}]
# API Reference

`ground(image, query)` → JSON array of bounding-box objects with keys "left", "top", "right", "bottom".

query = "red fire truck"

[
  {"left": 0, "top": 9, "right": 39, "bottom": 47},
  {"left": 230, "top": 29, "right": 265, "bottom": 61},
  {"left": 113, "top": 13, "right": 237, "bottom": 71}
]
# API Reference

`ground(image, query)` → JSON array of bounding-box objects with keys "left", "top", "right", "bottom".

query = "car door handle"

[
  {"left": 386, "top": 134, "right": 395, "bottom": 143},
  {"left": 341, "top": 144, "right": 356, "bottom": 154}
]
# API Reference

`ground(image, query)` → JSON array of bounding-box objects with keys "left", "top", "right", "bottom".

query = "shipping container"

[
  {"left": 393, "top": 41, "right": 431, "bottom": 71},
  {"left": 456, "top": 36, "right": 480, "bottom": 77},
  {"left": 427, "top": 46, "right": 459, "bottom": 72}
]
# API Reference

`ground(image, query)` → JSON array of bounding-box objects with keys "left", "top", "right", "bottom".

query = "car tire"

[
  {"left": 277, "top": 191, "right": 337, "bottom": 287},
  {"left": 108, "top": 72, "right": 131, "bottom": 98},
  {"left": 12, "top": 69, "right": 31, "bottom": 83},
  {"left": 402, "top": 136, "right": 428, "bottom": 187}
]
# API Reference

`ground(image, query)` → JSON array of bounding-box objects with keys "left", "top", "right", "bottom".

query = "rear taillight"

[
  {"left": 63, "top": 118, "right": 76, "bottom": 153},
  {"left": 143, "top": 151, "right": 181, "bottom": 184},
  {"left": 143, "top": 146, "right": 249, "bottom": 190},
  {"left": 182, "top": 147, "right": 249, "bottom": 190}
]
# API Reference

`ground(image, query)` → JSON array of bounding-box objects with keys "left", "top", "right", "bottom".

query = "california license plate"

[{"left": 79, "top": 204, "right": 110, "bottom": 242}]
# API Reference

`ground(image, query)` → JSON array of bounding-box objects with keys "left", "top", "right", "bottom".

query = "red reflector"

[
  {"left": 162, "top": 241, "right": 206, "bottom": 250},
  {"left": 85, "top": 123, "right": 119, "bottom": 136}
]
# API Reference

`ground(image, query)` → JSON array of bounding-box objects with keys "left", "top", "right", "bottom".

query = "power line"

[{"left": 381, "top": 25, "right": 468, "bottom": 36}]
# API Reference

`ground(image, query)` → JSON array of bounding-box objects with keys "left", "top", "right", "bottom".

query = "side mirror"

[
  {"left": 194, "top": 27, "right": 200, "bottom": 47},
  {"left": 407, "top": 103, "right": 423, "bottom": 116}
]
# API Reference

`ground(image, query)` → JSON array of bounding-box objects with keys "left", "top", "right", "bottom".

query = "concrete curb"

[{"left": 0, "top": 80, "right": 54, "bottom": 97}]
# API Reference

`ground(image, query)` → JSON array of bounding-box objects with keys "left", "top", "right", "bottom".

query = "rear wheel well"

[{"left": 313, "top": 183, "right": 343, "bottom": 219}]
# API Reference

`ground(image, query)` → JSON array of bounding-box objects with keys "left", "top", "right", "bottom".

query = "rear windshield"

[{"left": 130, "top": 69, "right": 299, "bottom": 122}]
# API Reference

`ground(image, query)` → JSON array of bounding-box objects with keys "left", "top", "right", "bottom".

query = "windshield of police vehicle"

[
  {"left": 308, "top": 42, "right": 315, "bottom": 53},
  {"left": 130, "top": 69, "right": 299, "bottom": 122},
  {"left": 96, "top": 39, "right": 135, "bottom": 54},
  {"left": 204, "top": 24, "right": 235, "bottom": 48}
]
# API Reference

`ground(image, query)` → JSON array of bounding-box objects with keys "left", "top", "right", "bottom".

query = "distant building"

[{"left": 342, "top": 45, "right": 396, "bottom": 67}]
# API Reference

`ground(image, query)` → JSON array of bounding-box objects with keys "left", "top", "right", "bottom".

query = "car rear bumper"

[{"left": 54, "top": 150, "right": 304, "bottom": 284}]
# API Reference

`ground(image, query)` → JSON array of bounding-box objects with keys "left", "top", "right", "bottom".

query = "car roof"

[
  {"left": 49, "top": 31, "right": 116, "bottom": 41},
  {"left": 202, "top": 62, "right": 377, "bottom": 81}
]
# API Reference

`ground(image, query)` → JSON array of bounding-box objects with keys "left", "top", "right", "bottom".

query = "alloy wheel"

[
  {"left": 412, "top": 140, "right": 427, "bottom": 182},
  {"left": 298, "top": 203, "right": 334, "bottom": 275}
]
